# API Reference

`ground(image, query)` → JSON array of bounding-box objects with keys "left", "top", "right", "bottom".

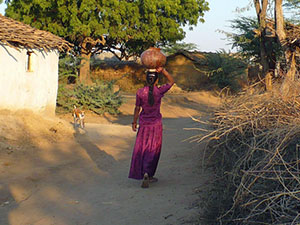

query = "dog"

[{"left": 73, "top": 105, "right": 85, "bottom": 129}]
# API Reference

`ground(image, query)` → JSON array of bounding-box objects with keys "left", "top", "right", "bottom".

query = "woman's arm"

[
  {"left": 132, "top": 106, "right": 141, "bottom": 131},
  {"left": 156, "top": 67, "right": 174, "bottom": 85}
]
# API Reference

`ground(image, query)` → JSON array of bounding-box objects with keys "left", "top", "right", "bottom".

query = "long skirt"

[{"left": 128, "top": 122, "right": 163, "bottom": 180}]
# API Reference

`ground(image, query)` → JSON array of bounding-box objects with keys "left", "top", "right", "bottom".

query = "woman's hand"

[
  {"left": 156, "top": 67, "right": 164, "bottom": 73},
  {"left": 132, "top": 122, "right": 137, "bottom": 132},
  {"left": 156, "top": 67, "right": 174, "bottom": 85}
]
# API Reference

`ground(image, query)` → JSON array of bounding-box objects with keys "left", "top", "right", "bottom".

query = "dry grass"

[{"left": 194, "top": 85, "right": 300, "bottom": 224}]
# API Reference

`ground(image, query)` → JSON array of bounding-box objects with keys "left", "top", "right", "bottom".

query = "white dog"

[{"left": 73, "top": 105, "right": 85, "bottom": 129}]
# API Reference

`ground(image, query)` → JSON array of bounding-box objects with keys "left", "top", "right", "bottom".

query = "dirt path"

[{"left": 0, "top": 92, "right": 219, "bottom": 225}]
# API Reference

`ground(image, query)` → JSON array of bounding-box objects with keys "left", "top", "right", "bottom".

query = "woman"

[{"left": 129, "top": 67, "right": 174, "bottom": 188}]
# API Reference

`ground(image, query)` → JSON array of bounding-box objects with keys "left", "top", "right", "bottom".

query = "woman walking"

[{"left": 129, "top": 67, "right": 174, "bottom": 188}]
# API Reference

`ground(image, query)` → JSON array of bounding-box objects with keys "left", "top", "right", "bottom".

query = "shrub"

[
  {"left": 56, "top": 81, "right": 122, "bottom": 115},
  {"left": 204, "top": 51, "right": 247, "bottom": 91},
  {"left": 58, "top": 54, "right": 81, "bottom": 84}
]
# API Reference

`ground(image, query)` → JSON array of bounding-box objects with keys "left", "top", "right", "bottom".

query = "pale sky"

[
  {"left": 182, "top": 0, "right": 255, "bottom": 52},
  {"left": 0, "top": 0, "right": 255, "bottom": 52}
]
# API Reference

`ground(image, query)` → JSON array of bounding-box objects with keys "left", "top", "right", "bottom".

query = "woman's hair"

[{"left": 146, "top": 71, "right": 158, "bottom": 106}]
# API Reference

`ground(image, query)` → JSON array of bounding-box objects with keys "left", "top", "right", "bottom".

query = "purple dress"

[{"left": 129, "top": 83, "right": 173, "bottom": 180}]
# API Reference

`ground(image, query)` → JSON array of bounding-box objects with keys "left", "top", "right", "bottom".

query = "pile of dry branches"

[
  {"left": 266, "top": 18, "right": 300, "bottom": 48},
  {"left": 196, "top": 89, "right": 300, "bottom": 224}
]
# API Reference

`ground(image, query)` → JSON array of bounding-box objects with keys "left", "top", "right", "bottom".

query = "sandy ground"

[{"left": 0, "top": 91, "right": 220, "bottom": 225}]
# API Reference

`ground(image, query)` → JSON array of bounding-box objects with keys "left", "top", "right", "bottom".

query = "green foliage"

[
  {"left": 226, "top": 16, "right": 281, "bottom": 65},
  {"left": 103, "top": 0, "right": 209, "bottom": 58},
  {"left": 284, "top": 0, "right": 300, "bottom": 22},
  {"left": 58, "top": 54, "right": 81, "bottom": 83},
  {"left": 227, "top": 17, "right": 260, "bottom": 61},
  {"left": 161, "top": 42, "right": 198, "bottom": 55},
  {"left": 56, "top": 82, "right": 122, "bottom": 115},
  {"left": 5, "top": 0, "right": 107, "bottom": 45},
  {"left": 204, "top": 51, "right": 247, "bottom": 91},
  {"left": 5, "top": 0, "right": 209, "bottom": 59},
  {"left": 285, "top": 0, "right": 300, "bottom": 7},
  {"left": 57, "top": 55, "right": 123, "bottom": 114}
]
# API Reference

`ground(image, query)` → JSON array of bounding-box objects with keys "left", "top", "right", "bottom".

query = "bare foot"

[
  {"left": 149, "top": 177, "right": 158, "bottom": 183},
  {"left": 141, "top": 173, "right": 149, "bottom": 188}
]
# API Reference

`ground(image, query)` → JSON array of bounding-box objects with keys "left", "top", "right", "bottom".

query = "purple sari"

[{"left": 129, "top": 83, "right": 173, "bottom": 180}]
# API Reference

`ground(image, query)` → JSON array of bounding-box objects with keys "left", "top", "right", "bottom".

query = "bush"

[
  {"left": 56, "top": 81, "right": 122, "bottom": 115},
  {"left": 58, "top": 54, "right": 81, "bottom": 84},
  {"left": 204, "top": 51, "right": 247, "bottom": 91}
]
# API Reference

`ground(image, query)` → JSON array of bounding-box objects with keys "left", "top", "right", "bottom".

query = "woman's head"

[
  {"left": 146, "top": 70, "right": 158, "bottom": 106},
  {"left": 146, "top": 70, "right": 158, "bottom": 86}
]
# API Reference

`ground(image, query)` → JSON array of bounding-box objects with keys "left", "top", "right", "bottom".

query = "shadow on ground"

[{"left": 0, "top": 91, "right": 219, "bottom": 225}]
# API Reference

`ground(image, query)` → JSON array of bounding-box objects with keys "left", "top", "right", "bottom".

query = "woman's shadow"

[
  {"left": 73, "top": 126, "right": 117, "bottom": 173},
  {"left": 0, "top": 183, "right": 17, "bottom": 225}
]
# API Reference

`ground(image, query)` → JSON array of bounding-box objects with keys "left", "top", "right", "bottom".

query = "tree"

[
  {"left": 5, "top": 0, "right": 209, "bottom": 83},
  {"left": 227, "top": 17, "right": 261, "bottom": 61},
  {"left": 224, "top": 3, "right": 276, "bottom": 90},
  {"left": 99, "top": 0, "right": 209, "bottom": 60},
  {"left": 274, "top": 0, "right": 298, "bottom": 96},
  {"left": 5, "top": 0, "right": 106, "bottom": 83},
  {"left": 205, "top": 51, "right": 247, "bottom": 91},
  {"left": 227, "top": 17, "right": 280, "bottom": 71},
  {"left": 284, "top": 0, "right": 300, "bottom": 7},
  {"left": 253, "top": 0, "right": 275, "bottom": 90},
  {"left": 161, "top": 42, "right": 198, "bottom": 55},
  {"left": 284, "top": 0, "right": 300, "bottom": 22}
]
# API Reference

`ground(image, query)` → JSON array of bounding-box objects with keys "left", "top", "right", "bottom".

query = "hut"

[
  {"left": 165, "top": 50, "right": 211, "bottom": 90},
  {"left": 0, "top": 14, "right": 72, "bottom": 115}
]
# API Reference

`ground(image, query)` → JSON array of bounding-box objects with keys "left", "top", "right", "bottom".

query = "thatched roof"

[
  {"left": 0, "top": 14, "right": 72, "bottom": 52},
  {"left": 167, "top": 50, "right": 207, "bottom": 64}
]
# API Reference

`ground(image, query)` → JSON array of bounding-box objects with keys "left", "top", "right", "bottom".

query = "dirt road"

[{"left": 0, "top": 92, "right": 219, "bottom": 225}]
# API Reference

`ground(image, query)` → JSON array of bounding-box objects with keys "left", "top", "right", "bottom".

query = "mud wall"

[
  {"left": 165, "top": 55, "right": 210, "bottom": 90},
  {"left": 91, "top": 55, "right": 212, "bottom": 92},
  {"left": 91, "top": 61, "right": 146, "bottom": 92}
]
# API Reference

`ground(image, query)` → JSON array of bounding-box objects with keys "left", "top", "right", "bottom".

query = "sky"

[
  {"left": 182, "top": 0, "right": 255, "bottom": 52},
  {"left": 0, "top": 0, "right": 255, "bottom": 52}
]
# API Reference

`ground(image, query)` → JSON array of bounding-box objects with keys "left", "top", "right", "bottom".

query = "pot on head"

[{"left": 140, "top": 47, "right": 166, "bottom": 69}]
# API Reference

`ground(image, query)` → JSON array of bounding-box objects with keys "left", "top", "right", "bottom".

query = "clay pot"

[{"left": 140, "top": 47, "right": 166, "bottom": 69}]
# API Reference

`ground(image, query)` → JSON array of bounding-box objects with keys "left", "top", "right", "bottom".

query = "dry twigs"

[{"left": 198, "top": 89, "right": 300, "bottom": 224}]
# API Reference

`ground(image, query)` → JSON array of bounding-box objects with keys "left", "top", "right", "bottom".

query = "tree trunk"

[
  {"left": 275, "top": 0, "right": 295, "bottom": 81},
  {"left": 254, "top": 0, "right": 272, "bottom": 90},
  {"left": 286, "top": 51, "right": 296, "bottom": 81},
  {"left": 79, "top": 52, "right": 92, "bottom": 84},
  {"left": 275, "top": 0, "right": 296, "bottom": 95},
  {"left": 78, "top": 36, "right": 106, "bottom": 84},
  {"left": 275, "top": 0, "right": 286, "bottom": 43}
]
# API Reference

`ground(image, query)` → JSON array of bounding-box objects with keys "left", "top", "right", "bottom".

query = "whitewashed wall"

[{"left": 0, "top": 44, "right": 59, "bottom": 115}]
